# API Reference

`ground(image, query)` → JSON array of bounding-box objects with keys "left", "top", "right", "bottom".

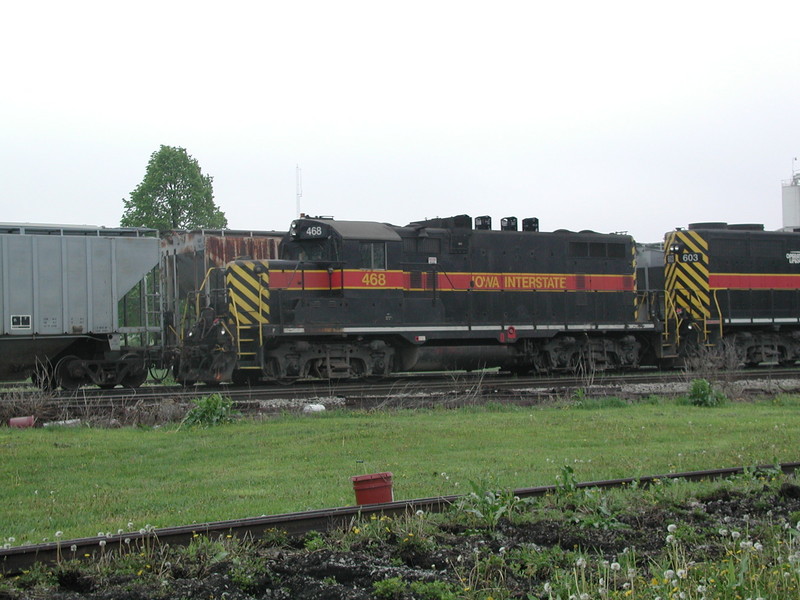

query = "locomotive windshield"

[{"left": 281, "top": 238, "right": 341, "bottom": 262}]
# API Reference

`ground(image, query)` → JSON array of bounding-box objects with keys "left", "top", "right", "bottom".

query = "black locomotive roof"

[{"left": 300, "top": 218, "right": 402, "bottom": 242}]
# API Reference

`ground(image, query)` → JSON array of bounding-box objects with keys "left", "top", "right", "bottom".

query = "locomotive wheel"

[
  {"left": 121, "top": 371, "right": 148, "bottom": 388},
  {"left": 121, "top": 353, "right": 148, "bottom": 388},
  {"left": 55, "top": 355, "right": 86, "bottom": 390}
]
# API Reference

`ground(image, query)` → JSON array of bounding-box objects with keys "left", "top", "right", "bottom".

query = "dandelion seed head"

[
  {"left": 611, "top": 562, "right": 621, "bottom": 571},
  {"left": 667, "top": 524, "right": 677, "bottom": 533}
]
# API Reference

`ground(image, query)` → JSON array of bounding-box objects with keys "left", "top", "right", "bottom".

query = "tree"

[{"left": 121, "top": 145, "right": 228, "bottom": 230}]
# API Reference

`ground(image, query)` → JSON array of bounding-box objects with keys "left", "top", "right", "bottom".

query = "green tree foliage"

[{"left": 121, "top": 145, "right": 228, "bottom": 230}]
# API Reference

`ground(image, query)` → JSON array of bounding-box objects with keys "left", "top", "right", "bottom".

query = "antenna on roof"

[{"left": 296, "top": 165, "right": 303, "bottom": 217}]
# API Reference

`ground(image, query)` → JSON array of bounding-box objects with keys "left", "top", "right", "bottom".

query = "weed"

[
  {"left": 373, "top": 576, "right": 407, "bottom": 598},
  {"left": 454, "top": 481, "right": 528, "bottom": 529},
  {"left": 302, "top": 530, "right": 327, "bottom": 551},
  {"left": 555, "top": 465, "right": 578, "bottom": 496},
  {"left": 409, "top": 579, "right": 459, "bottom": 599},
  {"left": 687, "top": 378, "right": 727, "bottom": 407},
  {"left": 180, "top": 393, "right": 240, "bottom": 428}
]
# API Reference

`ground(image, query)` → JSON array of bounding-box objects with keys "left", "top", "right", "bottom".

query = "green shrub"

[
  {"left": 688, "top": 379, "right": 726, "bottom": 407},
  {"left": 181, "top": 393, "right": 240, "bottom": 428}
]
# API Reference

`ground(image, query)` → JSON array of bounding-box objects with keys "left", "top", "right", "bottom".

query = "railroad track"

[
  {"left": 2, "top": 461, "right": 798, "bottom": 575},
  {"left": 3, "top": 368, "right": 800, "bottom": 422}
]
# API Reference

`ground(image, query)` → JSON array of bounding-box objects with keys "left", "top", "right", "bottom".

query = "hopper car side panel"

[{"left": 0, "top": 225, "right": 161, "bottom": 388}]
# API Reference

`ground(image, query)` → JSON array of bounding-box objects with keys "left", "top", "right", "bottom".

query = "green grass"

[{"left": 2, "top": 396, "right": 799, "bottom": 545}]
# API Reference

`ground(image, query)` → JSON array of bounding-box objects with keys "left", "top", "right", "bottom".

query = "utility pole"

[{"left": 296, "top": 165, "right": 303, "bottom": 217}]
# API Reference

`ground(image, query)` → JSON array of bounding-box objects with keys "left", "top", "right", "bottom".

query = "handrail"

[{"left": 711, "top": 289, "right": 724, "bottom": 339}]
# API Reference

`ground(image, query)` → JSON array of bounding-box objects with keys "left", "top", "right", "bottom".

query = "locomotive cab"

[{"left": 281, "top": 219, "right": 343, "bottom": 264}]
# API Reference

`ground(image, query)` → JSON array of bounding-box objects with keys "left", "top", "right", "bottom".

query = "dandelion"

[
  {"left": 731, "top": 531, "right": 741, "bottom": 539},
  {"left": 124, "top": 538, "right": 131, "bottom": 545},
  {"left": 666, "top": 534, "right": 676, "bottom": 544},
  {"left": 70, "top": 545, "right": 77, "bottom": 552},
  {"left": 128, "top": 522, "right": 134, "bottom": 529},
  {"left": 664, "top": 569, "right": 676, "bottom": 581},
  {"left": 719, "top": 528, "right": 728, "bottom": 536},
  {"left": 580, "top": 594, "right": 589, "bottom": 600},
  {"left": 544, "top": 582, "right": 552, "bottom": 593},
  {"left": 677, "top": 569, "right": 687, "bottom": 578},
  {"left": 611, "top": 562, "right": 621, "bottom": 571},
  {"left": 577, "top": 557, "right": 587, "bottom": 568},
  {"left": 99, "top": 540, "right": 106, "bottom": 547},
  {"left": 668, "top": 524, "right": 677, "bottom": 533}
]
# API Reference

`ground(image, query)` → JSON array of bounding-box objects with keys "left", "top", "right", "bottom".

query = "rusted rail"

[{"left": 2, "top": 461, "right": 798, "bottom": 574}]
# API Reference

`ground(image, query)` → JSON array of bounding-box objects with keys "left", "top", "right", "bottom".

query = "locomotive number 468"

[{"left": 361, "top": 272, "right": 387, "bottom": 286}]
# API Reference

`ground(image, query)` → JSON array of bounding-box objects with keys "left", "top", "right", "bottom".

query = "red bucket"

[
  {"left": 8, "top": 416, "right": 36, "bottom": 428},
  {"left": 350, "top": 472, "right": 394, "bottom": 505}
]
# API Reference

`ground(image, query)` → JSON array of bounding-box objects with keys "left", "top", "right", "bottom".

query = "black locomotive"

[
  {"left": 661, "top": 223, "right": 800, "bottom": 366},
  {"left": 177, "top": 214, "right": 659, "bottom": 384}
]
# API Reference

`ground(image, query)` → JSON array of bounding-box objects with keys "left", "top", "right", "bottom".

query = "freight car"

[
  {"left": 663, "top": 223, "right": 800, "bottom": 366},
  {"left": 176, "top": 215, "right": 660, "bottom": 384},
  {"left": 0, "top": 223, "right": 162, "bottom": 389}
]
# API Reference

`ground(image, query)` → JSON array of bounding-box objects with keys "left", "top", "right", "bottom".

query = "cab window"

[{"left": 360, "top": 242, "right": 386, "bottom": 269}]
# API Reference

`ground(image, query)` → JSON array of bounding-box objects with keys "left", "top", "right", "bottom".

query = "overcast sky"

[{"left": 2, "top": 1, "right": 799, "bottom": 242}]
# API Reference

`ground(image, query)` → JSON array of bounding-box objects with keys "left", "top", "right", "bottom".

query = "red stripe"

[
  {"left": 267, "top": 269, "right": 634, "bottom": 292},
  {"left": 709, "top": 274, "right": 800, "bottom": 290}
]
